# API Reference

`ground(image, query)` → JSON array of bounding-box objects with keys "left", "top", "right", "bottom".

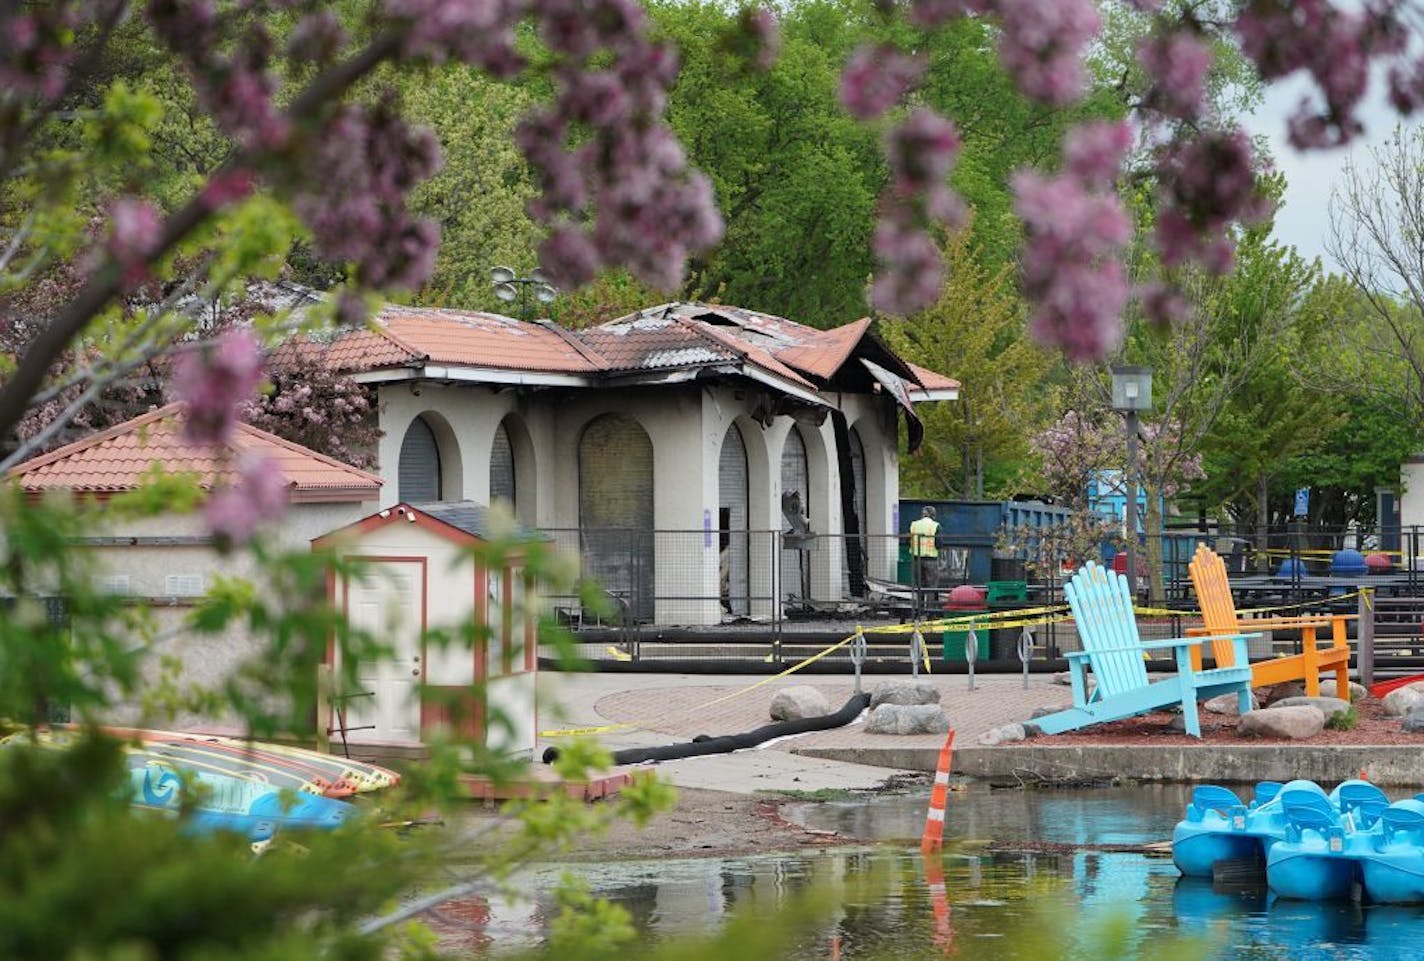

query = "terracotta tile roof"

[
  {"left": 907, "top": 363, "right": 960, "bottom": 392},
  {"left": 775, "top": 317, "right": 871, "bottom": 381},
  {"left": 8, "top": 403, "right": 381, "bottom": 501},
  {"left": 578, "top": 311, "right": 737, "bottom": 372},
  {"left": 326, "top": 307, "right": 600, "bottom": 375}
]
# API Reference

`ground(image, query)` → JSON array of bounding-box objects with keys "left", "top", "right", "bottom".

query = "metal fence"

[{"left": 534, "top": 522, "right": 1414, "bottom": 673}]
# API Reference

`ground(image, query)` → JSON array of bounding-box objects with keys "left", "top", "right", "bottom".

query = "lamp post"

[
  {"left": 491, "top": 266, "right": 557, "bottom": 321},
  {"left": 1110, "top": 365, "right": 1153, "bottom": 595}
]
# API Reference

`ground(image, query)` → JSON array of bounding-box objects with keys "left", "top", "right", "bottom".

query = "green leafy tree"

[{"left": 879, "top": 228, "right": 1056, "bottom": 498}]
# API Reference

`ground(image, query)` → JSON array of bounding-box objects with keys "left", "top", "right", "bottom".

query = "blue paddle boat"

[
  {"left": 1265, "top": 781, "right": 1373, "bottom": 901},
  {"left": 1172, "top": 781, "right": 1286, "bottom": 877},
  {"left": 1360, "top": 799, "right": 1424, "bottom": 904}
]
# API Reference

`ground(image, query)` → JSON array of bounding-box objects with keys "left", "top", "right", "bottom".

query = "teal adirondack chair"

[{"left": 1034, "top": 562, "right": 1257, "bottom": 738}]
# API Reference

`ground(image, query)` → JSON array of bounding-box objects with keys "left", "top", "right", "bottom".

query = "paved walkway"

[{"left": 536, "top": 671, "right": 1071, "bottom": 794}]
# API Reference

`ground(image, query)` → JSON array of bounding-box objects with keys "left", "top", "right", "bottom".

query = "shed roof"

[
  {"left": 6, "top": 403, "right": 382, "bottom": 501},
  {"left": 311, "top": 500, "right": 543, "bottom": 549}
]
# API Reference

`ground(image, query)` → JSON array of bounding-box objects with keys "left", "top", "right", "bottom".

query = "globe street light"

[
  {"left": 1110, "top": 365, "right": 1152, "bottom": 596},
  {"left": 491, "top": 265, "right": 557, "bottom": 321}
]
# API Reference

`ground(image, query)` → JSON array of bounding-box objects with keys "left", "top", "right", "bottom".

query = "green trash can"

[
  {"left": 942, "top": 585, "right": 989, "bottom": 661},
  {"left": 897, "top": 541, "right": 913, "bottom": 584}
]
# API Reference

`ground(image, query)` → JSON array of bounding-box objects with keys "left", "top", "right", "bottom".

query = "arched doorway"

[
  {"left": 719, "top": 423, "right": 750, "bottom": 617},
  {"left": 578, "top": 414, "right": 654, "bottom": 622},
  {"left": 399, "top": 415, "right": 442, "bottom": 503},
  {"left": 846, "top": 426, "right": 868, "bottom": 596},
  {"left": 490, "top": 420, "right": 515, "bottom": 512},
  {"left": 779, "top": 425, "right": 810, "bottom": 608}
]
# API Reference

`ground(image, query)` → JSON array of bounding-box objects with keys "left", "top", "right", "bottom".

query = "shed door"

[
  {"left": 342, "top": 561, "right": 423, "bottom": 743},
  {"left": 578, "top": 414, "right": 654, "bottom": 622},
  {"left": 399, "top": 417, "right": 441, "bottom": 503},
  {"left": 719, "top": 423, "right": 749, "bottom": 617}
]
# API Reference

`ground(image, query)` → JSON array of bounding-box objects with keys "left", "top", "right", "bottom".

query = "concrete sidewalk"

[
  {"left": 536, "top": 671, "right": 1068, "bottom": 794},
  {"left": 537, "top": 671, "right": 1424, "bottom": 790}
]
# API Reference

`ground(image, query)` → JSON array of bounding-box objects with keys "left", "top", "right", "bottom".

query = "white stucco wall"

[
  {"left": 81, "top": 499, "right": 374, "bottom": 732},
  {"left": 1401, "top": 459, "right": 1424, "bottom": 542},
  {"left": 374, "top": 379, "right": 905, "bottom": 626}
]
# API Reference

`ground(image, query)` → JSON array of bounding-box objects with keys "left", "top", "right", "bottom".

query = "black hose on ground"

[{"left": 541, "top": 691, "right": 871, "bottom": 766}]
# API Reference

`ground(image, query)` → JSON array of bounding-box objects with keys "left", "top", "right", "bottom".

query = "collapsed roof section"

[{"left": 317, "top": 302, "right": 959, "bottom": 449}]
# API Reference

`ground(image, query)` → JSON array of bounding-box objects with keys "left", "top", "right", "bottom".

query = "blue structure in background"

[
  {"left": 1086, "top": 470, "right": 1163, "bottom": 533},
  {"left": 898, "top": 498, "right": 1075, "bottom": 584}
]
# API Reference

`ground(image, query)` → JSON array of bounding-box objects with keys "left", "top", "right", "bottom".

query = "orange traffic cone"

[{"left": 920, "top": 729, "right": 956, "bottom": 851}]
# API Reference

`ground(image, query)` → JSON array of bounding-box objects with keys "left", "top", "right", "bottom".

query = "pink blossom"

[
  {"left": 538, "top": 224, "right": 601, "bottom": 288},
  {"left": 869, "top": 219, "right": 945, "bottom": 316},
  {"left": 108, "top": 198, "right": 163, "bottom": 290},
  {"left": 204, "top": 454, "right": 290, "bottom": 548},
  {"left": 173, "top": 329, "right": 266, "bottom": 445},
  {"left": 995, "top": 0, "right": 1100, "bottom": 106},
  {"left": 1013, "top": 167, "right": 1131, "bottom": 361},
  {"left": 885, "top": 108, "right": 961, "bottom": 194},
  {"left": 1138, "top": 30, "right": 1212, "bottom": 120},
  {"left": 740, "top": 6, "right": 780, "bottom": 71},
  {"left": 1062, "top": 121, "right": 1132, "bottom": 189},
  {"left": 838, "top": 45, "right": 924, "bottom": 121}
]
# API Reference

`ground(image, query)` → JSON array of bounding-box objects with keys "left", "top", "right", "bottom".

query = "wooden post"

[
  {"left": 316, "top": 663, "right": 332, "bottom": 754},
  {"left": 1357, "top": 589, "right": 1375, "bottom": 688}
]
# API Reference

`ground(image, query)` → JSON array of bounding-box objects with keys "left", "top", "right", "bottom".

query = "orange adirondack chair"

[{"left": 1186, "top": 543, "right": 1352, "bottom": 699}]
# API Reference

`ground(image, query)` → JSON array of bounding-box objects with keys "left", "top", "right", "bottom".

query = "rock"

[
  {"left": 1051, "top": 671, "right": 1093, "bottom": 693},
  {"left": 1403, "top": 708, "right": 1424, "bottom": 734},
  {"left": 1031, "top": 705, "right": 1071, "bottom": 719},
  {"left": 769, "top": 684, "right": 831, "bottom": 721},
  {"left": 1383, "top": 686, "right": 1424, "bottom": 717},
  {"left": 1237, "top": 705, "right": 1324, "bottom": 740},
  {"left": 870, "top": 680, "right": 941, "bottom": 710},
  {"left": 976, "top": 722, "right": 1027, "bottom": 746},
  {"left": 1204, "top": 691, "right": 1258, "bottom": 715},
  {"left": 1262, "top": 682, "right": 1305, "bottom": 705},
  {"left": 1318, "top": 679, "right": 1369, "bottom": 702},
  {"left": 1270, "top": 695, "right": 1351, "bottom": 721},
  {"left": 865, "top": 703, "right": 951, "bottom": 735}
]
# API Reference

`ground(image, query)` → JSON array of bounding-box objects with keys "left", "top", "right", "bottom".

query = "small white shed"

[{"left": 313, "top": 501, "right": 538, "bottom": 759}]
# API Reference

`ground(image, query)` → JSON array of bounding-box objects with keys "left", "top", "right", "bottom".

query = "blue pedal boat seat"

[
  {"left": 1361, "top": 799, "right": 1424, "bottom": 904},
  {"left": 1267, "top": 784, "right": 1368, "bottom": 901},
  {"left": 1333, "top": 780, "right": 1391, "bottom": 829},
  {"left": 1173, "top": 781, "right": 1292, "bottom": 877}
]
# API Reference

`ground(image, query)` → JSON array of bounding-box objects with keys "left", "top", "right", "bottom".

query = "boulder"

[
  {"left": 1204, "top": 691, "right": 1258, "bottom": 715},
  {"left": 1403, "top": 708, "right": 1424, "bottom": 734},
  {"left": 1262, "top": 682, "right": 1305, "bottom": 705},
  {"left": 1051, "top": 671, "right": 1094, "bottom": 693},
  {"left": 870, "top": 680, "right": 941, "bottom": 709},
  {"left": 1317, "top": 679, "right": 1369, "bottom": 702},
  {"left": 1382, "top": 686, "right": 1424, "bottom": 717},
  {"left": 1270, "top": 695, "right": 1351, "bottom": 721},
  {"left": 1237, "top": 705, "right": 1324, "bottom": 740},
  {"left": 769, "top": 684, "right": 831, "bottom": 721},
  {"left": 1031, "top": 705, "right": 1071, "bottom": 719},
  {"left": 977, "top": 722, "right": 1027, "bottom": 746},
  {"left": 865, "top": 703, "right": 951, "bottom": 735}
]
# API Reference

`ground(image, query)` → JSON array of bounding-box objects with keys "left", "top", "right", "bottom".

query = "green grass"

[{"left": 1325, "top": 706, "right": 1359, "bottom": 731}]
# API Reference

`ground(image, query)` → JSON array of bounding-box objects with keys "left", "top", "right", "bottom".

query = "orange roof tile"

[
  {"left": 8, "top": 404, "right": 381, "bottom": 501},
  {"left": 776, "top": 317, "right": 871, "bottom": 381},
  {"left": 329, "top": 307, "right": 600, "bottom": 375},
  {"left": 907, "top": 362, "right": 960, "bottom": 392}
]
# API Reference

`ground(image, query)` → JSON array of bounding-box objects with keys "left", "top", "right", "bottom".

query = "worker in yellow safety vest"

[{"left": 909, "top": 506, "right": 940, "bottom": 611}]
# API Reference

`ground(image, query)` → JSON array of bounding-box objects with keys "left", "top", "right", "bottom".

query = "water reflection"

[{"left": 430, "top": 788, "right": 1424, "bottom": 959}]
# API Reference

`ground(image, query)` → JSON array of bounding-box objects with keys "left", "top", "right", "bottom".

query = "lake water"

[{"left": 435, "top": 783, "right": 1424, "bottom": 959}]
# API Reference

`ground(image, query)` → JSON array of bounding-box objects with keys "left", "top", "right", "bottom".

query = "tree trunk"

[{"left": 1144, "top": 481, "right": 1166, "bottom": 606}]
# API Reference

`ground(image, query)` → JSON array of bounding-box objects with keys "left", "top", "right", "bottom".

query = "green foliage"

[
  {"left": 879, "top": 229, "right": 1056, "bottom": 498},
  {"left": 1325, "top": 706, "right": 1358, "bottom": 731}
]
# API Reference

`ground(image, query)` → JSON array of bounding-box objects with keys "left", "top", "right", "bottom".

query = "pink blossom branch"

[{"left": 0, "top": 29, "right": 403, "bottom": 443}]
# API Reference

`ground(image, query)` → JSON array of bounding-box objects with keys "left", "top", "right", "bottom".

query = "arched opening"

[
  {"left": 490, "top": 420, "right": 515, "bottom": 511},
  {"left": 578, "top": 414, "right": 654, "bottom": 622},
  {"left": 718, "top": 422, "right": 750, "bottom": 618},
  {"left": 846, "top": 426, "right": 868, "bottom": 597},
  {"left": 779, "top": 425, "right": 810, "bottom": 609},
  {"left": 399, "top": 415, "right": 442, "bottom": 503}
]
